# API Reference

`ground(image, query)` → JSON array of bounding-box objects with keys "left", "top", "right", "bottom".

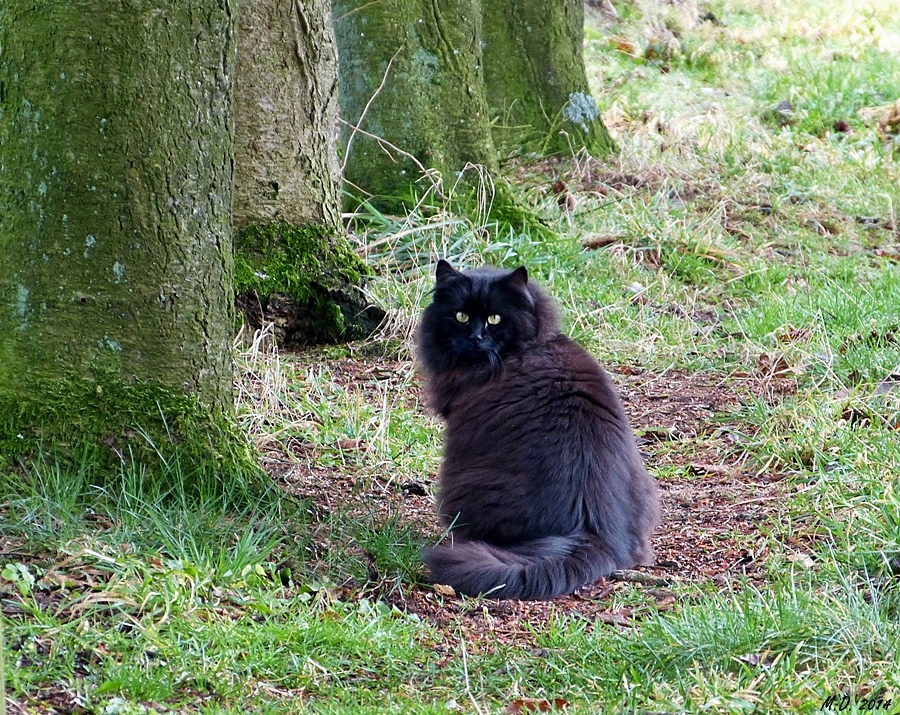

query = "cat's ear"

[
  {"left": 435, "top": 259, "right": 462, "bottom": 284},
  {"left": 505, "top": 266, "right": 529, "bottom": 290}
]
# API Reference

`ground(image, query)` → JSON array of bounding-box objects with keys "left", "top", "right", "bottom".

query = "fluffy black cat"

[{"left": 418, "top": 260, "right": 659, "bottom": 600}]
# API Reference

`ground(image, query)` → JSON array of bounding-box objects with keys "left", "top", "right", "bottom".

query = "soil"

[{"left": 266, "top": 352, "right": 803, "bottom": 649}]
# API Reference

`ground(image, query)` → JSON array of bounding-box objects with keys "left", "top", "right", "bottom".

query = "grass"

[{"left": 5, "top": 0, "right": 900, "bottom": 712}]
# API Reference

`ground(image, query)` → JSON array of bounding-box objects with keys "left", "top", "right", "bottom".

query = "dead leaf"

[
  {"left": 612, "top": 37, "right": 637, "bottom": 55},
  {"left": 875, "top": 374, "right": 900, "bottom": 394},
  {"left": 874, "top": 247, "right": 900, "bottom": 261},
  {"left": 557, "top": 193, "right": 576, "bottom": 212},
  {"left": 582, "top": 234, "right": 621, "bottom": 251},
  {"left": 656, "top": 559, "right": 682, "bottom": 570},
  {"left": 758, "top": 352, "right": 800, "bottom": 376},
  {"left": 574, "top": 580, "right": 614, "bottom": 600},
  {"left": 776, "top": 325, "right": 813, "bottom": 344},
  {"left": 504, "top": 697, "right": 569, "bottom": 714},
  {"left": 786, "top": 553, "right": 815, "bottom": 568},
  {"left": 831, "top": 387, "right": 852, "bottom": 402},
  {"left": 336, "top": 438, "right": 367, "bottom": 452},
  {"left": 432, "top": 583, "right": 456, "bottom": 597},
  {"left": 723, "top": 222, "right": 751, "bottom": 240},
  {"left": 595, "top": 609, "right": 633, "bottom": 627},
  {"left": 861, "top": 99, "right": 900, "bottom": 137},
  {"left": 688, "top": 462, "right": 732, "bottom": 476},
  {"left": 38, "top": 570, "right": 84, "bottom": 590},
  {"left": 611, "top": 569, "right": 671, "bottom": 586},
  {"left": 653, "top": 594, "right": 677, "bottom": 611},
  {"left": 638, "top": 426, "right": 680, "bottom": 442}
]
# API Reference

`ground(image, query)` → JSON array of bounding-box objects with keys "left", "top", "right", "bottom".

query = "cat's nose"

[{"left": 469, "top": 328, "right": 485, "bottom": 345}]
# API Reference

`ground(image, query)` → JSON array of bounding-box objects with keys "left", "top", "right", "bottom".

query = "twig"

[
  {"left": 730, "top": 494, "right": 785, "bottom": 507},
  {"left": 341, "top": 176, "right": 375, "bottom": 199},
  {"left": 1, "top": 614, "right": 5, "bottom": 715},
  {"left": 611, "top": 569, "right": 671, "bottom": 586},
  {"left": 332, "top": 0, "right": 385, "bottom": 23},
  {"left": 337, "top": 118, "right": 429, "bottom": 176},
  {"left": 341, "top": 45, "right": 404, "bottom": 175},
  {"left": 459, "top": 633, "right": 485, "bottom": 715}
]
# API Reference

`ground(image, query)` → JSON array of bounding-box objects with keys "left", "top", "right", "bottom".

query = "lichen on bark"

[
  {"left": 0, "top": 2, "right": 255, "bottom": 477},
  {"left": 333, "top": 0, "right": 498, "bottom": 203},
  {"left": 481, "top": 0, "right": 616, "bottom": 157},
  {"left": 333, "top": 0, "right": 556, "bottom": 239}
]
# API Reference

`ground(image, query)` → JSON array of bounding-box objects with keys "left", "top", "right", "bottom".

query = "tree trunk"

[
  {"left": 0, "top": 3, "right": 248, "bottom": 470},
  {"left": 234, "top": 0, "right": 382, "bottom": 345},
  {"left": 332, "top": 0, "right": 498, "bottom": 204},
  {"left": 482, "top": 0, "right": 615, "bottom": 157}
]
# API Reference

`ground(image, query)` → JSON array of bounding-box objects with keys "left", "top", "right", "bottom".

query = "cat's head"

[{"left": 417, "top": 260, "right": 558, "bottom": 377}]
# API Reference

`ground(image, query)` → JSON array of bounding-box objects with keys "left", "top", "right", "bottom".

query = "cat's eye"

[
  {"left": 487, "top": 314, "right": 501, "bottom": 325},
  {"left": 455, "top": 311, "right": 469, "bottom": 323}
]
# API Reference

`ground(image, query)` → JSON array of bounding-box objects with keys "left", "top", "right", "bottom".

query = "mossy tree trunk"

[
  {"left": 481, "top": 0, "right": 615, "bottom": 157},
  {"left": 0, "top": 3, "right": 251, "bottom": 473},
  {"left": 332, "top": 0, "right": 499, "bottom": 205},
  {"left": 234, "top": 0, "right": 381, "bottom": 346}
]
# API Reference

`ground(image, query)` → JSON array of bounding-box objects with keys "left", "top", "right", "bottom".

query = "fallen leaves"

[
  {"left": 581, "top": 234, "right": 621, "bottom": 250},
  {"left": 875, "top": 374, "right": 900, "bottom": 395},
  {"left": 335, "top": 438, "right": 367, "bottom": 452},
  {"left": 786, "top": 553, "right": 816, "bottom": 569},
  {"left": 688, "top": 462, "right": 733, "bottom": 477},
  {"left": 832, "top": 373, "right": 900, "bottom": 429},
  {"left": 638, "top": 426, "right": 682, "bottom": 442},
  {"left": 758, "top": 352, "right": 802, "bottom": 377},
  {"left": 859, "top": 99, "right": 900, "bottom": 140},
  {"left": 611, "top": 36, "right": 637, "bottom": 56},
  {"left": 610, "top": 569, "right": 672, "bottom": 587},
  {"left": 873, "top": 246, "right": 900, "bottom": 262},
  {"left": 594, "top": 610, "right": 634, "bottom": 628},
  {"left": 504, "top": 697, "right": 569, "bottom": 714}
]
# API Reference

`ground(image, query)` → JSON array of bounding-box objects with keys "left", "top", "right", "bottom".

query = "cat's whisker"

[{"left": 487, "top": 348, "right": 501, "bottom": 375}]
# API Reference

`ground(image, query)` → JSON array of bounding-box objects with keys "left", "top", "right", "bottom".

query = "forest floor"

[
  {"left": 5, "top": 0, "right": 900, "bottom": 713},
  {"left": 266, "top": 353, "right": 795, "bottom": 644}
]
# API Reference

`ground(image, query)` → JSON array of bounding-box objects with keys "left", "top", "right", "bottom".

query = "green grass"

[{"left": 5, "top": 0, "right": 900, "bottom": 712}]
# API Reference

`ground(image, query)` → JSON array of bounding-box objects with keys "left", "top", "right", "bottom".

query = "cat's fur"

[{"left": 417, "top": 260, "right": 659, "bottom": 600}]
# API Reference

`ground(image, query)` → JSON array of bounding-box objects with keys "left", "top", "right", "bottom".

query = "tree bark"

[
  {"left": 0, "top": 2, "right": 247, "bottom": 469},
  {"left": 481, "top": 0, "right": 615, "bottom": 157},
  {"left": 234, "top": 0, "right": 382, "bottom": 345},
  {"left": 333, "top": 0, "right": 498, "bottom": 204},
  {"left": 234, "top": 0, "right": 341, "bottom": 229}
]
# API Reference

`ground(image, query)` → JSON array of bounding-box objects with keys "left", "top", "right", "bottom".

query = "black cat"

[{"left": 417, "top": 260, "right": 659, "bottom": 599}]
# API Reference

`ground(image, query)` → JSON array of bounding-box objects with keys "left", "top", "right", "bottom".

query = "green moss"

[
  {"left": 481, "top": 0, "right": 616, "bottom": 159},
  {"left": 234, "top": 221, "right": 375, "bottom": 341},
  {"left": 335, "top": 0, "right": 499, "bottom": 206},
  {"left": 0, "top": 371, "right": 266, "bottom": 497}
]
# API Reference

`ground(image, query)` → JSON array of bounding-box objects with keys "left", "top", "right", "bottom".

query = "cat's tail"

[{"left": 423, "top": 534, "right": 620, "bottom": 600}]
